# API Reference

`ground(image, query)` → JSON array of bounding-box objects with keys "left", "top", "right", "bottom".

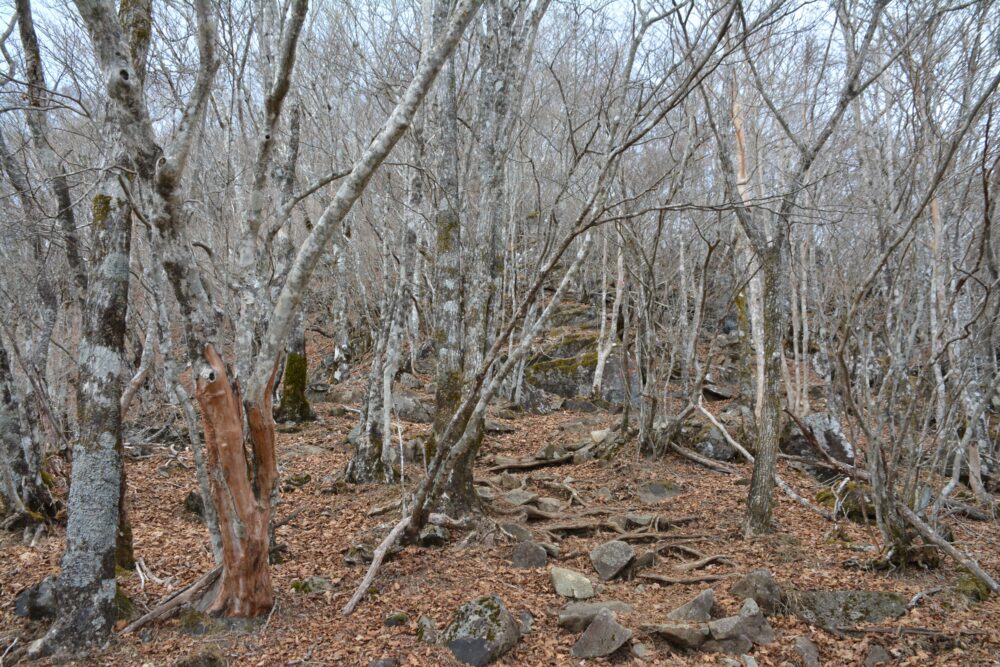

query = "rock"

[
  {"left": 707, "top": 599, "right": 775, "bottom": 651},
  {"left": 695, "top": 438, "right": 737, "bottom": 462},
  {"left": 484, "top": 420, "right": 515, "bottom": 434},
  {"left": 392, "top": 393, "right": 433, "bottom": 423},
  {"left": 173, "top": 646, "right": 227, "bottom": 667},
  {"left": 535, "top": 496, "right": 562, "bottom": 513},
  {"left": 589, "top": 540, "right": 635, "bottom": 580},
  {"left": 14, "top": 577, "right": 57, "bottom": 620},
  {"left": 499, "top": 522, "right": 532, "bottom": 542},
  {"left": 282, "top": 472, "right": 311, "bottom": 490},
  {"left": 793, "top": 636, "right": 820, "bottom": 667},
  {"left": 368, "top": 659, "right": 400, "bottom": 667},
  {"left": 702, "top": 636, "right": 753, "bottom": 655},
  {"left": 518, "top": 611, "right": 534, "bottom": 635},
  {"left": 631, "top": 642, "right": 649, "bottom": 658},
  {"left": 290, "top": 576, "right": 333, "bottom": 593},
  {"left": 596, "top": 486, "right": 613, "bottom": 501},
  {"left": 419, "top": 525, "right": 450, "bottom": 547},
  {"left": 632, "top": 551, "right": 657, "bottom": 573},
  {"left": 551, "top": 567, "right": 595, "bottom": 599},
  {"left": 558, "top": 601, "right": 634, "bottom": 632},
  {"left": 787, "top": 590, "right": 906, "bottom": 631},
  {"left": 565, "top": 398, "right": 599, "bottom": 412},
  {"left": 731, "top": 569, "right": 784, "bottom": 615},
  {"left": 504, "top": 488, "right": 538, "bottom": 506},
  {"left": 476, "top": 486, "right": 496, "bottom": 501},
  {"left": 666, "top": 588, "right": 716, "bottom": 622},
  {"left": 703, "top": 383, "right": 738, "bottom": 401},
  {"left": 497, "top": 472, "right": 521, "bottom": 490},
  {"left": 416, "top": 615, "right": 437, "bottom": 643},
  {"left": 534, "top": 443, "right": 568, "bottom": 460},
  {"left": 511, "top": 542, "right": 548, "bottom": 569},
  {"left": 642, "top": 622, "right": 709, "bottom": 650},
  {"left": 384, "top": 611, "right": 410, "bottom": 627},
  {"left": 570, "top": 608, "right": 632, "bottom": 658},
  {"left": 590, "top": 429, "right": 611, "bottom": 443},
  {"left": 400, "top": 372, "right": 422, "bottom": 389},
  {"left": 184, "top": 490, "right": 205, "bottom": 518},
  {"left": 637, "top": 480, "right": 683, "bottom": 503},
  {"left": 780, "top": 412, "right": 854, "bottom": 481},
  {"left": 442, "top": 594, "right": 520, "bottom": 666},
  {"left": 864, "top": 644, "right": 893, "bottom": 666}
]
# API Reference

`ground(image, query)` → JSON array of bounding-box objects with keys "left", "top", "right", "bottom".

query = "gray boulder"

[
  {"left": 570, "top": 608, "right": 632, "bottom": 658},
  {"left": 511, "top": 541, "right": 547, "bottom": 569},
  {"left": 642, "top": 622, "right": 709, "bottom": 650},
  {"left": 550, "top": 567, "right": 595, "bottom": 599},
  {"left": 780, "top": 412, "right": 854, "bottom": 481},
  {"left": 416, "top": 615, "right": 437, "bottom": 643},
  {"left": 392, "top": 393, "right": 433, "bottom": 423},
  {"left": 589, "top": 540, "right": 635, "bottom": 580},
  {"left": 558, "top": 601, "right": 634, "bottom": 632},
  {"left": 14, "top": 576, "right": 57, "bottom": 620},
  {"left": 706, "top": 599, "right": 775, "bottom": 653},
  {"left": 667, "top": 588, "right": 716, "bottom": 622},
  {"left": 793, "top": 636, "right": 820, "bottom": 667},
  {"left": 731, "top": 569, "right": 784, "bottom": 615},
  {"left": 695, "top": 438, "right": 737, "bottom": 462},
  {"left": 788, "top": 590, "right": 906, "bottom": 631},
  {"left": 442, "top": 594, "right": 520, "bottom": 666}
]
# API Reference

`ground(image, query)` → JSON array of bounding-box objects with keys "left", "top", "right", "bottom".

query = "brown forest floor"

[{"left": 3, "top": 392, "right": 1000, "bottom": 666}]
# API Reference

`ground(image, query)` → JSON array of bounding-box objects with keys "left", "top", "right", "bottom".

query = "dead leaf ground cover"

[{"left": 3, "top": 387, "right": 999, "bottom": 666}]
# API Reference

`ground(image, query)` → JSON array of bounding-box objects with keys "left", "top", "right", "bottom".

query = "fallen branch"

[
  {"left": 896, "top": 502, "right": 1000, "bottom": 594},
  {"left": 786, "top": 413, "right": 1000, "bottom": 595},
  {"left": 341, "top": 515, "right": 410, "bottom": 616},
  {"left": 667, "top": 440, "right": 737, "bottom": 474},
  {"left": 120, "top": 565, "right": 222, "bottom": 634},
  {"left": 640, "top": 572, "right": 733, "bottom": 585},
  {"left": 487, "top": 453, "right": 574, "bottom": 473}
]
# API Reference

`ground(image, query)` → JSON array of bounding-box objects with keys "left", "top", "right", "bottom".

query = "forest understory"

[{"left": 3, "top": 325, "right": 999, "bottom": 667}]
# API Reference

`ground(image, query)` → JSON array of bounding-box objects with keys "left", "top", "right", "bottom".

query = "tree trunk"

[
  {"left": 744, "top": 246, "right": 787, "bottom": 536},
  {"left": 29, "top": 183, "right": 132, "bottom": 657},
  {"left": 0, "top": 344, "right": 56, "bottom": 526},
  {"left": 193, "top": 345, "right": 278, "bottom": 616}
]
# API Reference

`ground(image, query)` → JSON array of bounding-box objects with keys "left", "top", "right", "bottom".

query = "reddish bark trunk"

[{"left": 194, "top": 344, "right": 277, "bottom": 617}]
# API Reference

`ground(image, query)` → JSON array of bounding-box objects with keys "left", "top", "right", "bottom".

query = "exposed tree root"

[
  {"left": 487, "top": 453, "right": 574, "bottom": 473},
  {"left": 121, "top": 565, "right": 222, "bottom": 634}
]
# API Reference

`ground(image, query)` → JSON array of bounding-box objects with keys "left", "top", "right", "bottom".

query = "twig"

[
  {"left": 907, "top": 586, "right": 944, "bottom": 609},
  {"left": 1, "top": 637, "right": 18, "bottom": 666}
]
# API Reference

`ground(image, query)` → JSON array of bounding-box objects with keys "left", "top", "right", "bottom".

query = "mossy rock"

[
  {"left": 291, "top": 575, "right": 333, "bottom": 594},
  {"left": 816, "top": 482, "right": 875, "bottom": 524},
  {"left": 956, "top": 571, "right": 990, "bottom": 602}
]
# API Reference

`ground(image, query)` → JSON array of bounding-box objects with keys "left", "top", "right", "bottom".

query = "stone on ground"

[
  {"left": 511, "top": 541, "right": 547, "bottom": 569},
  {"left": 731, "top": 569, "right": 784, "bottom": 615},
  {"left": 442, "top": 594, "right": 521, "bottom": 666},
  {"left": 570, "top": 608, "right": 632, "bottom": 658},
  {"left": 551, "top": 567, "right": 595, "bottom": 599},
  {"left": 787, "top": 590, "right": 906, "bottom": 631},
  {"left": 666, "top": 588, "right": 716, "bottom": 622},
  {"left": 589, "top": 540, "right": 635, "bottom": 580},
  {"left": 642, "top": 622, "right": 709, "bottom": 650},
  {"left": 793, "top": 636, "right": 820, "bottom": 667},
  {"left": 637, "top": 480, "right": 683, "bottom": 503},
  {"left": 558, "top": 601, "right": 634, "bottom": 632}
]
